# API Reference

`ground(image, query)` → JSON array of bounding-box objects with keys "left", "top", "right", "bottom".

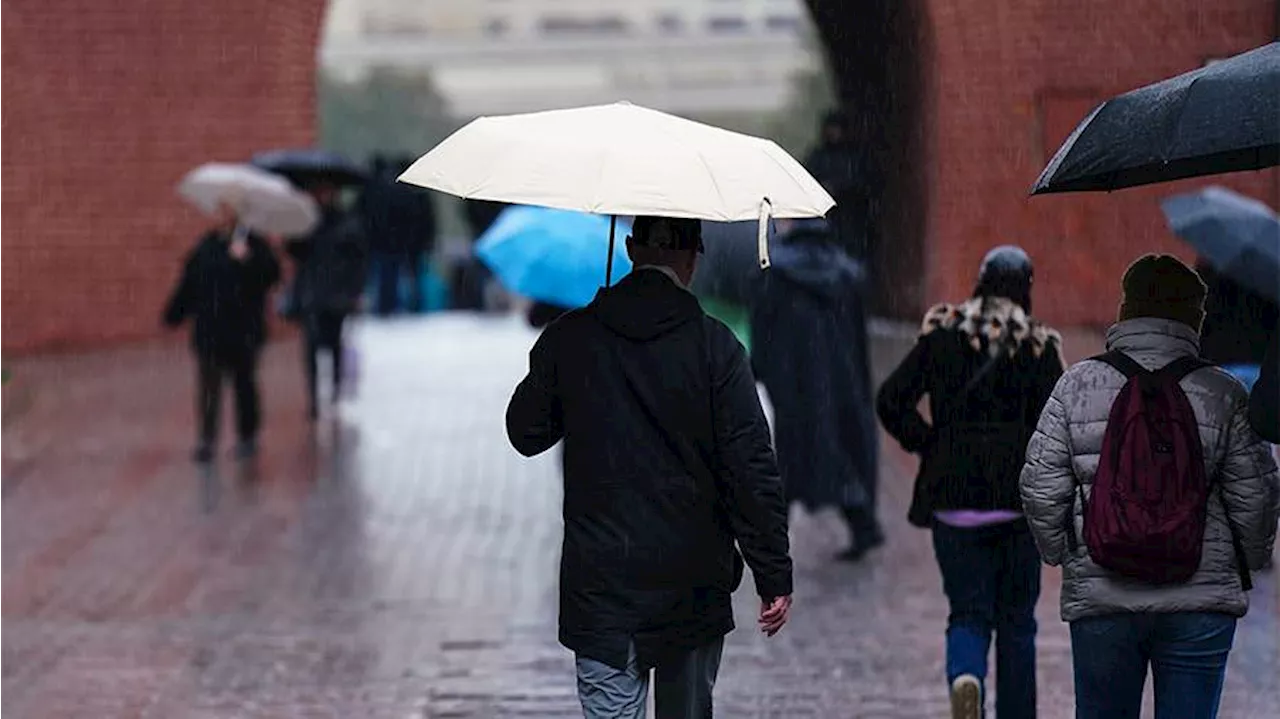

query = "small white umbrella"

[
  {"left": 178, "top": 162, "right": 320, "bottom": 237},
  {"left": 398, "top": 102, "right": 834, "bottom": 277}
]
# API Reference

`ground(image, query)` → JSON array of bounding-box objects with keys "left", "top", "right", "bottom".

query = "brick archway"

[
  {"left": 1, "top": 0, "right": 327, "bottom": 354},
  {"left": 804, "top": 0, "right": 1277, "bottom": 327}
]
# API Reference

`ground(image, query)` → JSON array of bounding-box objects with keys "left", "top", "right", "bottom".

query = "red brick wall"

[
  {"left": 2, "top": 0, "right": 327, "bottom": 354},
  {"left": 922, "top": 0, "right": 1278, "bottom": 328}
]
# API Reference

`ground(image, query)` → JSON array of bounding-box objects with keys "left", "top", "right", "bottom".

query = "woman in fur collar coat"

[{"left": 877, "top": 245, "right": 1064, "bottom": 719}]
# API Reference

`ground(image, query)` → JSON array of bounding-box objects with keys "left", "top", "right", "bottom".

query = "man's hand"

[{"left": 759, "top": 595, "right": 792, "bottom": 637}]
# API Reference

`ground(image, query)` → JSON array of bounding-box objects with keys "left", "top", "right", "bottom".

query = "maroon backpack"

[{"left": 1078, "top": 351, "right": 1216, "bottom": 585}]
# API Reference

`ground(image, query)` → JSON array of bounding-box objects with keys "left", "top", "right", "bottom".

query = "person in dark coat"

[
  {"left": 286, "top": 182, "right": 370, "bottom": 418},
  {"left": 360, "top": 155, "right": 437, "bottom": 315},
  {"left": 505, "top": 216, "right": 793, "bottom": 719},
  {"left": 749, "top": 217, "right": 882, "bottom": 561},
  {"left": 1251, "top": 331, "right": 1279, "bottom": 443},
  {"left": 526, "top": 300, "right": 570, "bottom": 329},
  {"left": 803, "top": 110, "right": 879, "bottom": 261},
  {"left": 451, "top": 198, "right": 507, "bottom": 310},
  {"left": 876, "top": 245, "right": 1063, "bottom": 719},
  {"left": 164, "top": 204, "right": 281, "bottom": 462}
]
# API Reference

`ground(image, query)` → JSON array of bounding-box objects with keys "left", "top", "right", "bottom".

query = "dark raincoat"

[
  {"left": 505, "top": 268, "right": 792, "bottom": 671},
  {"left": 285, "top": 209, "right": 370, "bottom": 316},
  {"left": 1250, "top": 331, "right": 1278, "bottom": 443},
  {"left": 749, "top": 226, "right": 879, "bottom": 511},
  {"left": 163, "top": 230, "right": 281, "bottom": 357}
]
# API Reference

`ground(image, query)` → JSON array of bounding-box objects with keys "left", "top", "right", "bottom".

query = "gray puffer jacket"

[{"left": 1020, "top": 318, "right": 1279, "bottom": 622}]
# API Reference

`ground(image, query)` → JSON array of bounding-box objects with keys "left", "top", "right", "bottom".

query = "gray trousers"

[{"left": 576, "top": 638, "right": 724, "bottom": 719}]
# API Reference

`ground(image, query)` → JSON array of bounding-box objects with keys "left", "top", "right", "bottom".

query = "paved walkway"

[{"left": 3, "top": 315, "right": 1277, "bottom": 718}]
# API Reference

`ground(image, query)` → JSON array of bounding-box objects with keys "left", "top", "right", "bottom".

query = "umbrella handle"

[
  {"left": 758, "top": 198, "right": 773, "bottom": 270},
  {"left": 605, "top": 214, "right": 618, "bottom": 287}
]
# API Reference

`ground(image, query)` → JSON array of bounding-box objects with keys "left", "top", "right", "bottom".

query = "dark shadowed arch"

[{"left": 804, "top": 0, "right": 932, "bottom": 319}]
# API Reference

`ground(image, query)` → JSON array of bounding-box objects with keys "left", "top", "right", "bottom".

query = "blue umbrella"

[
  {"left": 1161, "top": 186, "right": 1280, "bottom": 302},
  {"left": 476, "top": 206, "right": 633, "bottom": 308}
]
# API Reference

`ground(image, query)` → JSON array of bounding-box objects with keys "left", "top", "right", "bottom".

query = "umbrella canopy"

[
  {"left": 1034, "top": 42, "right": 1279, "bottom": 194},
  {"left": 475, "top": 206, "right": 633, "bottom": 309},
  {"left": 177, "top": 163, "right": 319, "bottom": 237},
  {"left": 398, "top": 102, "right": 834, "bottom": 269},
  {"left": 252, "top": 148, "right": 368, "bottom": 188},
  {"left": 1161, "top": 186, "right": 1280, "bottom": 302}
]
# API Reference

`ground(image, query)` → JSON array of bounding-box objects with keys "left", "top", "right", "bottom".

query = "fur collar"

[{"left": 920, "top": 297, "right": 1062, "bottom": 359}]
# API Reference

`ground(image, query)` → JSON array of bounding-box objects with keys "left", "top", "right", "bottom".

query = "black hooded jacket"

[
  {"left": 506, "top": 268, "right": 792, "bottom": 670},
  {"left": 163, "top": 230, "right": 281, "bottom": 357}
]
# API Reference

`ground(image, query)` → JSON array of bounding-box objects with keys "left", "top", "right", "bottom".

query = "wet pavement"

[{"left": 3, "top": 314, "right": 1277, "bottom": 718}]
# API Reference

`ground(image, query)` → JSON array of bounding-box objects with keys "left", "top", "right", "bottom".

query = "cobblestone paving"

[{"left": 3, "top": 315, "right": 1277, "bottom": 717}]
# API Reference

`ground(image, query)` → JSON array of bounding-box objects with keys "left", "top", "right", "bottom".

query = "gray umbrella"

[
  {"left": 691, "top": 221, "right": 776, "bottom": 304},
  {"left": 1034, "top": 42, "right": 1279, "bottom": 194},
  {"left": 1161, "top": 186, "right": 1280, "bottom": 302}
]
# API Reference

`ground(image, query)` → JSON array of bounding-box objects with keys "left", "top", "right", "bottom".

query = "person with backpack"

[
  {"left": 1020, "top": 254, "right": 1279, "bottom": 719},
  {"left": 878, "top": 246, "right": 1064, "bottom": 719}
]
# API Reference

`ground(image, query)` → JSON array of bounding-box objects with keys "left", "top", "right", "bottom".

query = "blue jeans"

[
  {"left": 1070, "top": 612, "right": 1236, "bottom": 719},
  {"left": 932, "top": 519, "right": 1041, "bottom": 719}
]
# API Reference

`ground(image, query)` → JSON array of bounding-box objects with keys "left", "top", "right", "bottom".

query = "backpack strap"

[
  {"left": 1090, "top": 350, "right": 1147, "bottom": 378},
  {"left": 1157, "top": 355, "right": 1213, "bottom": 382}
]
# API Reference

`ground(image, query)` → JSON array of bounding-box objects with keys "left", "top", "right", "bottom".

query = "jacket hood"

[
  {"left": 1104, "top": 318, "right": 1201, "bottom": 369},
  {"left": 589, "top": 267, "right": 703, "bottom": 341},
  {"left": 769, "top": 230, "right": 863, "bottom": 300},
  {"left": 922, "top": 296, "right": 1062, "bottom": 360}
]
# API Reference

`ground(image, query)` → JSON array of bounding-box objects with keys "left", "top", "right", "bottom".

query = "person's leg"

[
  {"left": 932, "top": 524, "right": 996, "bottom": 704},
  {"left": 303, "top": 316, "right": 321, "bottom": 418},
  {"left": 325, "top": 313, "right": 347, "bottom": 400},
  {"left": 231, "top": 350, "right": 261, "bottom": 456},
  {"left": 993, "top": 521, "right": 1041, "bottom": 719},
  {"left": 1149, "top": 612, "right": 1236, "bottom": 719},
  {"left": 1069, "top": 614, "right": 1149, "bottom": 719},
  {"left": 840, "top": 505, "right": 885, "bottom": 559},
  {"left": 375, "top": 251, "right": 399, "bottom": 316},
  {"left": 653, "top": 636, "right": 724, "bottom": 719},
  {"left": 195, "top": 354, "right": 221, "bottom": 461},
  {"left": 576, "top": 644, "right": 649, "bottom": 719},
  {"left": 404, "top": 250, "right": 425, "bottom": 313}
]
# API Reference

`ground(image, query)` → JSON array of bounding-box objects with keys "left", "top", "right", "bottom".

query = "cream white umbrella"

[
  {"left": 178, "top": 162, "right": 320, "bottom": 237},
  {"left": 398, "top": 102, "right": 835, "bottom": 279}
]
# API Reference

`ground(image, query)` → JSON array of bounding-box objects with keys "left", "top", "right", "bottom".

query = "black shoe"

[
  {"left": 192, "top": 444, "right": 214, "bottom": 464},
  {"left": 236, "top": 439, "right": 258, "bottom": 460}
]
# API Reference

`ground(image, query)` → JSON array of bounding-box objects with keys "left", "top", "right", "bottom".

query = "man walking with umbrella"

[
  {"left": 286, "top": 181, "right": 370, "bottom": 418},
  {"left": 164, "top": 202, "right": 281, "bottom": 462},
  {"left": 506, "top": 216, "right": 794, "bottom": 718}
]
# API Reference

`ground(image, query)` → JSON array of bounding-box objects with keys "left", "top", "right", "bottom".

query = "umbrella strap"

[
  {"left": 758, "top": 198, "right": 773, "bottom": 270},
  {"left": 606, "top": 215, "right": 618, "bottom": 287}
]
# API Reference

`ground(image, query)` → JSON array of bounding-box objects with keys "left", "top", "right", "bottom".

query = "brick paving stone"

[{"left": 3, "top": 314, "right": 1277, "bottom": 718}]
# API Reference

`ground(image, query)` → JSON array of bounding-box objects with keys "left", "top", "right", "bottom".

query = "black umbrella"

[
  {"left": 1033, "top": 42, "right": 1279, "bottom": 194},
  {"left": 251, "top": 149, "right": 368, "bottom": 188},
  {"left": 691, "top": 221, "right": 775, "bottom": 305},
  {"left": 1161, "top": 186, "right": 1280, "bottom": 302}
]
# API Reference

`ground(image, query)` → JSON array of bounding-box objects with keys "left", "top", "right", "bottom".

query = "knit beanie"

[{"left": 1117, "top": 254, "right": 1207, "bottom": 331}]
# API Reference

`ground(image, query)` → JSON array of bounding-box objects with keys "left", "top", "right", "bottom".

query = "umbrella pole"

[{"left": 605, "top": 214, "right": 617, "bottom": 287}]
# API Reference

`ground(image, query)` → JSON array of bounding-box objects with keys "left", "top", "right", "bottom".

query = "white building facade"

[{"left": 321, "top": 0, "right": 819, "bottom": 117}]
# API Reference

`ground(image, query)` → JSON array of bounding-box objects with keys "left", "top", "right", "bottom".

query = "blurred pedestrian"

[
  {"left": 749, "top": 217, "right": 882, "bottom": 561},
  {"left": 360, "top": 155, "right": 437, "bottom": 316},
  {"left": 286, "top": 182, "right": 370, "bottom": 419},
  {"left": 1197, "top": 259, "right": 1277, "bottom": 392},
  {"left": 803, "top": 110, "right": 879, "bottom": 261},
  {"left": 878, "top": 246, "right": 1063, "bottom": 719},
  {"left": 505, "top": 216, "right": 793, "bottom": 719},
  {"left": 452, "top": 198, "right": 506, "bottom": 310},
  {"left": 1021, "top": 254, "right": 1279, "bottom": 719},
  {"left": 164, "top": 203, "right": 281, "bottom": 462}
]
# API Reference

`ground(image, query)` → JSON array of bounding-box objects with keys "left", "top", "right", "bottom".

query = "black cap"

[{"left": 978, "top": 245, "right": 1033, "bottom": 285}]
